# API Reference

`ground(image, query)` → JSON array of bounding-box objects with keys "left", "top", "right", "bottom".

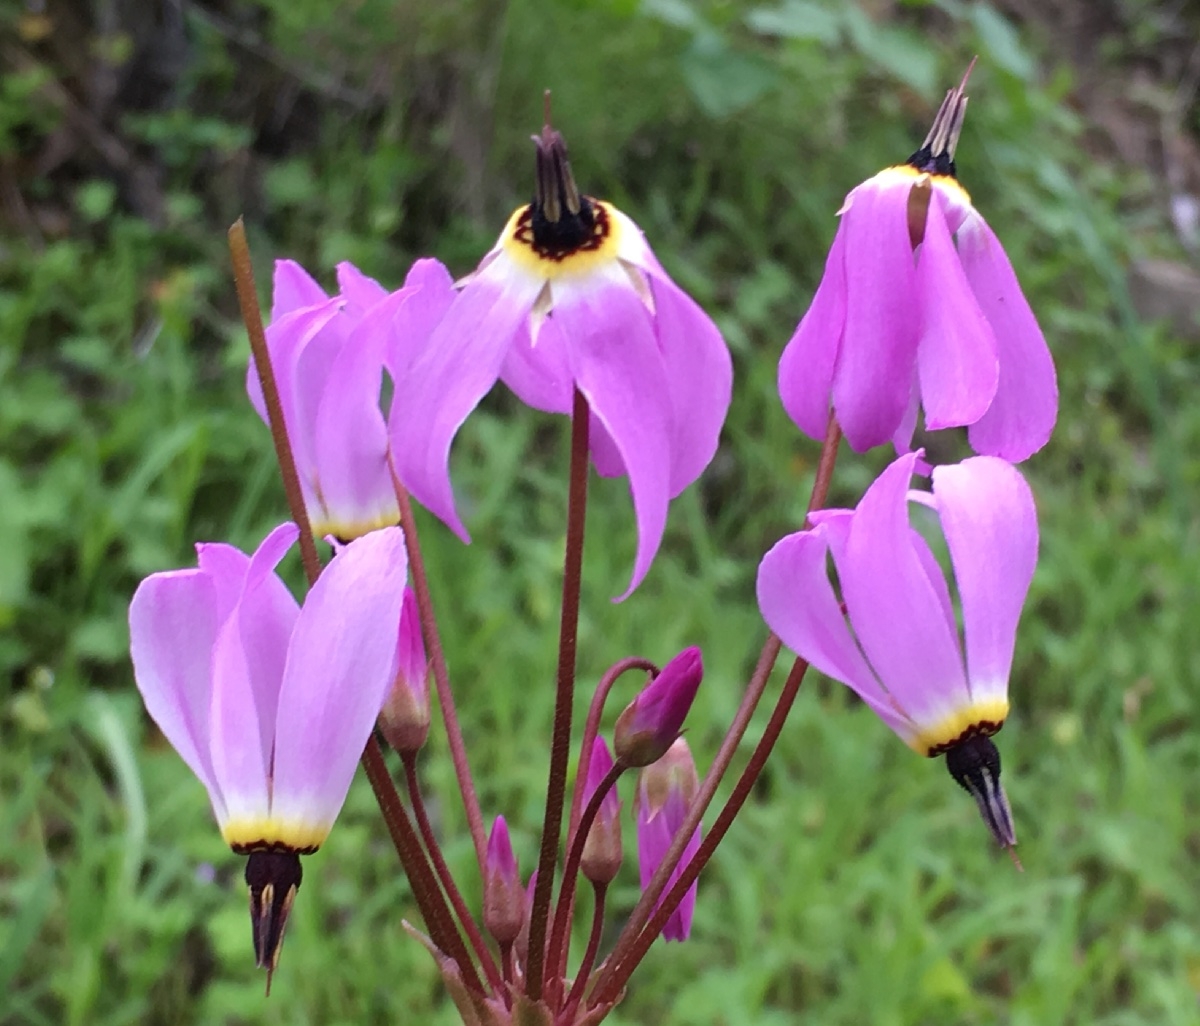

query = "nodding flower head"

[
  {"left": 778, "top": 64, "right": 1057, "bottom": 463},
  {"left": 614, "top": 647, "right": 703, "bottom": 768},
  {"left": 129, "top": 524, "right": 409, "bottom": 977},
  {"left": 757, "top": 451, "right": 1037, "bottom": 849},
  {"left": 388, "top": 101, "right": 733, "bottom": 599}
]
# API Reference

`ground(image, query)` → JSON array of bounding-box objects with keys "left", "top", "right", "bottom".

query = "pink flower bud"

[
  {"left": 636, "top": 738, "right": 701, "bottom": 942},
  {"left": 580, "top": 737, "right": 622, "bottom": 885},
  {"left": 483, "top": 816, "right": 524, "bottom": 946},
  {"left": 613, "top": 647, "right": 703, "bottom": 768},
  {"left": 378, "top": 587, "right": 430, "bottom": 754}
]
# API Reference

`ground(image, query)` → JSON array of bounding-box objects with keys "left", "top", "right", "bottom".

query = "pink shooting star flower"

[
  {"left": 778, "top": 68, "right": 1057, "bottom": 462},
  {"left": 129, "top": 523, "right": 409, "bottom": 980},
  {"left": 249, "top": 258, "right": 455, "bottom": 540},
  {"left": 636, "top": 738, "right": 701, "bottom": 942},
  {"left": 756, "top": 451, "right": 1038, "bottom": 849},
  {"left": 388, "top": 111, "right": 733, "bottom": 597}
]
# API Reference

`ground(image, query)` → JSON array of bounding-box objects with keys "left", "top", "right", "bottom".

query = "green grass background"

[{"left": 3, "top": 0, "right": 1200, "bottom": 1023}]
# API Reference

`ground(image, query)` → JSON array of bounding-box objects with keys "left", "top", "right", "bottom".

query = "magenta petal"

[
  {"left": 756, "top": 522, "right": 911, "bottom": 738},
  {"left": 932, "top": 457, "right": 1038, "bottom": 703},
  {"left": 958, "top": 215, "right": 1058, "bottom": 461},
  {"left": 195, "top": 542, "right": 251, "bottom": 621},
  {"left": 916, "top": 195, "right": 999, "bottom": 430},
  {"left": 778, "top": 220, "right": 847, "bottom": 442},
  {"left": 336, "top": 262, "right": 388, "bottom": 319},
  {"left": 832, "top": 178, "right": 921, "bottom": 451},
  {"left": 129, "top": 569, "right": 225, "bottom": 815},
  {"left": 840, "top": 453, "right": 969, "bottom": 721},
  {"left": 588, "top": 413, "right": 625, "bottom": 478},
  {"left": 271, "top": 260, "right": 327, "bottom": 322},
  {"left": 387, "top": 258, "right": 457, "bottom": 380},
  {"left": 389, "top": 270, "right": 539, "bottom": 539},
  {"left": 557, "top": 282, "right": 672, "bottom": 599},
  {"left": 272, "top": 527, "right": 409, "bottom": 832},
  {"left": 500, "top": 313, "right": 575, "bottom": 414},
  {"left": 646, "top": 270, "right": 733, "bottom": 497}
]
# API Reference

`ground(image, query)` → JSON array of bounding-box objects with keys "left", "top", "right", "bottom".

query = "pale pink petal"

[
  {"left": 388, "top": 258, "right": 457, "bottom": 379},
  {"left": 778, "top": 220, "right": 847, "bottom": 441},
  {"left": 841, "top": 453, "right": 969, "bottom": 721},
  {"left": 389, "top": 267, "right": 541, "bottom": 539},
  {"left": 557, "top": 282, "right": 672, "bottom": 599},
  {"left": 336, "top": 262, "right": 388, "bottom": 319},
  {"left": 932, "top": 457, "right": 1038, "bottom": 703},
  {"left": 500, "top": 312, "right": 575, "bottom": 414},
  {"left": 311, "top": 293, "right": 399, "bottom": 536},
  {"left": 290, "top": 307, "right": 352, "bottom": 490},
  {"left": 208, "top": 613, "right": 271, "bottom": 829},
  {"left": 832, "top": 177, "right": 921, "bottom": 451},
  {"left": 271, "top": 260, "right": 327, "bottom": 322},
  {"left": 916, "top": 194, "right": 998, "bottom": 430},
  {"left": 588, "top": 413, "right": 625, "bottom": 478},
  {"left": 234, "top": 524, "right": 301, "bottom": 767},
  {"left": 129, "top": 569, "right": 225, "bottom": 817},
  {"left": 756, "top": 522, "right": 912, "bottom": 739},
  {"left": 194, "top": 543, "right": 250, "bottom": 621},
  {"left": 271, "top": 527, "right": 409, "bottom": 831},
  {"left": 644, "top": 269, "right": 733, "bottom": 497},
  {"left": 958, "top": 215, "right": 1058, "bottom": 461}
]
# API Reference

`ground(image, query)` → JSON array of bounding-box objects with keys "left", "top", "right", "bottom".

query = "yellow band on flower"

[
  {"left": 910, "top": 698, "right": 1010, "bottom": 757},
  {"left": 223, "top": 818, "right": 329, "bottom": 855},
  {"left": 500, "top": 199, "right": 624, "bottom": 279}
]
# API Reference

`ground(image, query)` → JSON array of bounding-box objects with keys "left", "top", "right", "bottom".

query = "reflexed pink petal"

[
  {"left": 958, "top": 215, "right": 1058, "bottom": 461},
  {"left": 209, "top": 613, "right": 271, "bottom": 827},
  {"left": 645, "top": 269, "right": 732, "bottom": 497},
  {"left": 932, "top": 458, "right": 1038, "bottom": 702},
  {"left": 388, "top": 258, "right": 457, "bottom": 379},
  {"left": 556, "top": 280, "right": 672, "bottom": 599},
  {"left": 833, "top": 177, "right": 921, "bottom": 451},
  {"left": 129, "top": 569, "right": 225, "bottom": 816},
  {"left": 841, "top": 453, "right": 969, "bottom": 720},
  {"left": 661, "top": 789, "right": 700, "bottom": 942},
  {"left": 389, "top": 268, "right": 540, "bottom": 539},
  {"left": 234, "top": 524, "right": 301, "bottom": 767},
  {"left": 312, "top": 293, "right": 398, "bottom": 535},
  {"left": 916, "top": 195, "right": 998, "bottom": 430},
  {"left": 908, "top": 526, "right": 956, "bottom": 642},
  {"left": 195, "top": 542, "right": 251, "bottom": 621},
  {"left": 891, "top": 364, "right": 921, "bottom": 453},
  {"left": 272, "top": 527, "right": 409, "bottom": 830},
  {"left": 756, "top": 523, "right": 911, "bottom": 738},
  {"left": 336, "top": 262, "right": 388, "bottom": 319},
  {"left": 291, "top": 307, "right": 352, "bottom": 490},
  {"left": 779, "top": 221, "right": 847, "bottom": 442},
  {"left": 500, "top": 313, "right": 574, "bottom": 414},
  {"left": 271, "top": 260, "right": 327, "bottom": 322},
  {"left": 588, "top": 413, "right": 625, "bottom": 478}
]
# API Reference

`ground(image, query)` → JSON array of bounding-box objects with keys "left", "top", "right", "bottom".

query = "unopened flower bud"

[
  {"left": 636, "top": 738, "right": 701, "bottom": 942},
  {"left": 514, "top": 869, "right": 537, "bottom": 967},
  {"left": 378, "top": 588, "right": 430, "bottom": 754},
  {"left": 614, "top": 647, "right": 702, "bottom": 768},
  {"left": 483, "top": 816, "right": 525, "bottom": 946},
  {"left": 580, "top": 737, "right": 622, "bottom": 885}
]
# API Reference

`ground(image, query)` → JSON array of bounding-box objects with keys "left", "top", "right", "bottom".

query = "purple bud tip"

[
  {"left": 484, "top": 816, "right": 524, "bottom": 945},
  {"left": 486, "top": 815, "right": 518, "bottom": 880},
  {"left": 614, "top": 647, "right": 703, "bottom": 768}
]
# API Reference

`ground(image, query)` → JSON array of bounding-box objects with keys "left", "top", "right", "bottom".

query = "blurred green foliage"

[{"left": 2, "top": 0, "right": 1199, "bottom": 1023}]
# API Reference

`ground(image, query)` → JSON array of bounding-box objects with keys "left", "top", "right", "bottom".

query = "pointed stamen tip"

[
  {"left": 958, "top": 56, "right": 978, "bottom": 94},
  {"left": 1005, "top": 845, "right": 1024, "bottom": 873},
  {"left": 264, "top": 969, "right": 274, "bottom": 998},
  {"left": 543, "top": 88, "right": 553, "bottom": 132}
]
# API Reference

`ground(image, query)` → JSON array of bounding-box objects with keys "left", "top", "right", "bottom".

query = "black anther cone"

[{"left": 945, "top": 734, "right": 1017, "bottom": 849}]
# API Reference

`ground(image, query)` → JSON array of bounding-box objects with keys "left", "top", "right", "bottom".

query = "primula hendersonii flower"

[
  {"left": 614, "top": 646, "right": 703, "bottom": 767},
  {"left": 388, "top": 120, "right": 733, "bottom": 597},
  {"left": 378, "top": 586, "right": 431, "bottom": 754},
  {"left": 580, "top": 737, "right": 623, "bottom": 885},
  {"left": 636, "top": 738, "right": 701, "bottom": 942},
  {"left": 484, "top": 816, "right": 524, "bottom": 945},
  {"left": 778, "top": 72, "right": 1057, "bottom": 462},
  {"left": 129, "top": 523, "right": 409, "bottom": 974},
  {"left": 249, "top": 258, "right": 455, "bottom": 540},
  {"left": 756, "top": 451, "right": 1037, "bottom": 847}
]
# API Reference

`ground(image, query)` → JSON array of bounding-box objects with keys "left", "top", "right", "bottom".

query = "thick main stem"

[
  {"left": 590, "top": 658, "right": 810, "bottom": 1007},
  {"left": 402, "top": 755, "right": 504, "bottom": 994},
  {"left": 591, "top": 413, "right": 842, "bottom": 997},
  {"left": 390, "top": 462, "right": 488, "bottom": 873},
  {"left": 526, "top": 388, "right": 591, "bottom": 1000}
]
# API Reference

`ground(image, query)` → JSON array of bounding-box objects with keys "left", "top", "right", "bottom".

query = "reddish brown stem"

[
  {"left": 526, "top": 388, "right": 591, "bottom": 1000},
  {"left": 560, "top": 883, "right": 607, "bottom": 1022},
  {"left": 402, "top": 754, "right": 504, "bottom": 994},
  {"left": 390, "top": 461, "right": 488, "bottom": 873}
]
